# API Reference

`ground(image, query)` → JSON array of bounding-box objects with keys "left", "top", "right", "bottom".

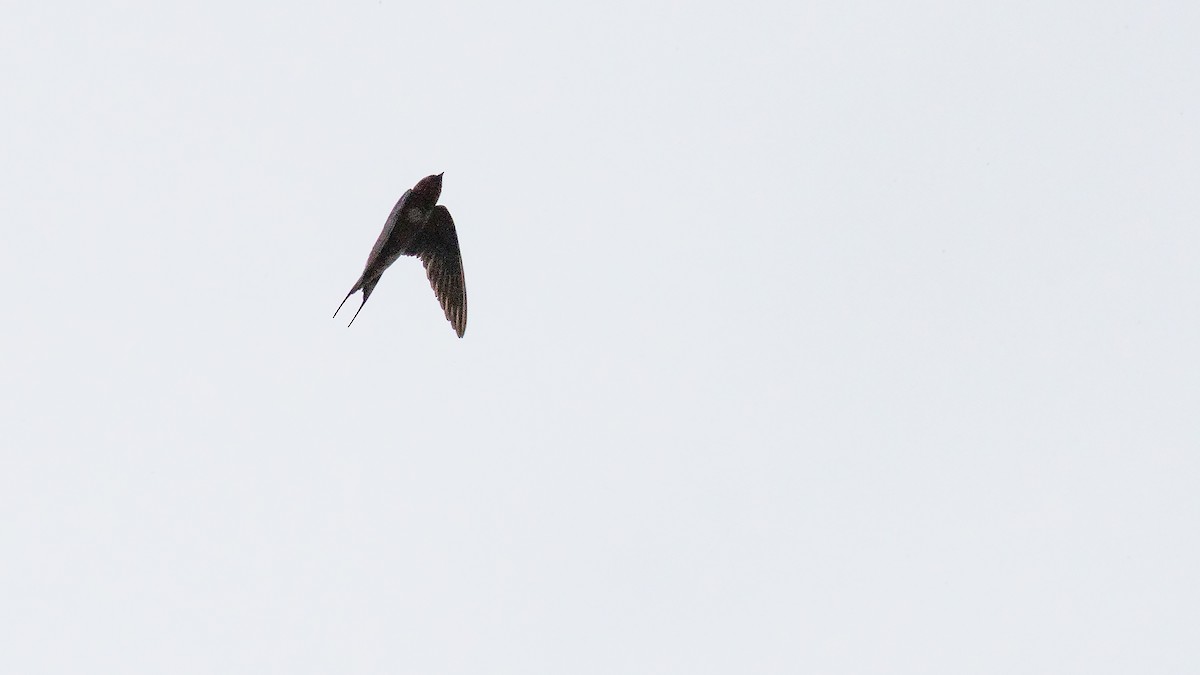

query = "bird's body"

[{"left": 334, "top": 173, "right": 467, "bottom": 336}]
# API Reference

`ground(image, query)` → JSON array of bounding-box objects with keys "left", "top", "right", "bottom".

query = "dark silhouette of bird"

[{"left": 334, "top": 173, "right": 467, "bottom": 337}]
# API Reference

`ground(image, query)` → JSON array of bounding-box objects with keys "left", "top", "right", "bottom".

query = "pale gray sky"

[{"left": 3, "top": 1, "right": 1198, "bottom": 673}]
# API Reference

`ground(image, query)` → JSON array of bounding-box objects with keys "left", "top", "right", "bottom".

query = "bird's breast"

[{"left": 405, "top": 207, "right": 426, "bottom": 224}]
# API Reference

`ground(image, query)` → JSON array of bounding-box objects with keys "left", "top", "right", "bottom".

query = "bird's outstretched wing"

[
  {"left": 407, "top": 205, "right": 467, "bottom": 337},
  {"left": 333, "top": 189, "right": 414, "bottom": 326},
  {"left": 364, "top": 189, "right": 414, "bottom": 274}
]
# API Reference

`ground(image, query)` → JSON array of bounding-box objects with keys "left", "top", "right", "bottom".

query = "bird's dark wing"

[
  {"left": 407, "top": 205, "right": 467, "bottom": 337},
  {"left": 361, "top": 189, "right": 413, "bottom": 274},
  {"left": 333, "top": 189, "right": 415, "bottom": 325}
]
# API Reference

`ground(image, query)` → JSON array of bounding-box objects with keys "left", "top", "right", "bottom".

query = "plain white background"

[{"left": 2, "top": 1, "right": 1197, "bottom": 673}]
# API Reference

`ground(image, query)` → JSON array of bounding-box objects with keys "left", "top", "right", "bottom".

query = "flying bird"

[{"left": 333, "top": 173, "right": 467, "bottom": 337}]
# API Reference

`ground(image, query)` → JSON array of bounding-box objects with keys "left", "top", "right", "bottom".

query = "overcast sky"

[{"left": 2, "top": 1, "right": 1198, "bottom": 673}]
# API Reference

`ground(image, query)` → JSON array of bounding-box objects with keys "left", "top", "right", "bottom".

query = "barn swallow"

[{"left": 333, "top": 173, "right": 467, "bottom": 337}]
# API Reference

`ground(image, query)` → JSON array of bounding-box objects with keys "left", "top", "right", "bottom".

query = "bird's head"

[{"left": 412, "top": 173, "right": 444, "bottom": 202}]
